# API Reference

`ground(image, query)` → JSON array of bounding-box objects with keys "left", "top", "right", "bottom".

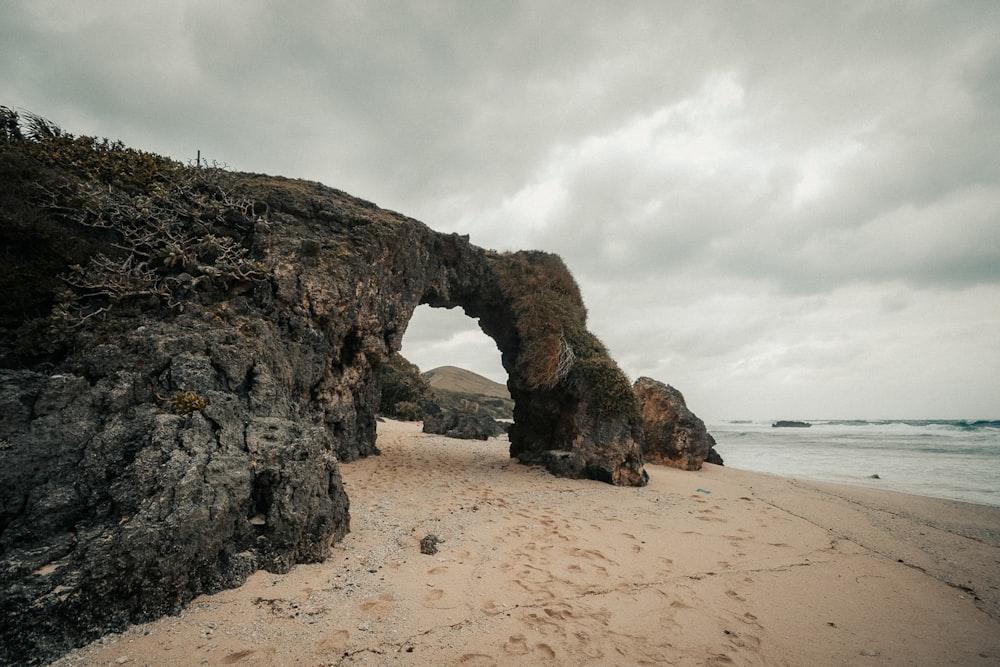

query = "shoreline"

[
  {"left": 692, "top": 464, "right": 1000, "bottom": 621},
  {"left": 51, "top": 419, "right": 1000, "bottom": 666},
  {"left": 719, "top": 459, "right": 1000, "bottom": 510},
  {"left": 717, "top": 461, "right": 1000, "bottom": 510}
]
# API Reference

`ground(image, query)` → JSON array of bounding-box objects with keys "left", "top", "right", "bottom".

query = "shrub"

[
  {"left": 1, "top": 108, "right": 271, "bottom": 356},
  {"left": 570, "top": 356, "right": 639, "bottom": 420},
  {"left": 170, "top": 391, "right": 207, "bottom": 415},
  {"left": 376, "top": 353, "right": 430, "bottom": 419},
  {"left": 392, "top": 401, "right": 423, "bottom": 421},
  {"left": 1, "top": 106, "right": 180, "bottom": 195}
]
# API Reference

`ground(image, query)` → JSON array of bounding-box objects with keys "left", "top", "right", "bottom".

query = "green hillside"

[{"left": 423, "top": 366, "right": 513, "bottom": 419}]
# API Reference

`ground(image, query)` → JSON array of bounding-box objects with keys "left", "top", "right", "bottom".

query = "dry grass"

[{"left": 493, "top": 251, "right": 586, "bottom": 390}]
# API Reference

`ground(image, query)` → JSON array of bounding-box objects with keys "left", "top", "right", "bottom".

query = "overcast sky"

[{"left": 3, "top": 1, "right": 998, "bottom": 420}]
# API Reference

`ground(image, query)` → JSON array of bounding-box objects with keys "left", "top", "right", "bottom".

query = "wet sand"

[{"left": 51, "top": 419, "right": 1000, "bottom": 666}]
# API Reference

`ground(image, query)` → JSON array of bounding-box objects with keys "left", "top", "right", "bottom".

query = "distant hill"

[
  {"left": 423, "top": 366, "right": 513, "bottom": 419},
  {"left": 423, "top": 366, "right": 510, "bottom": 398}
]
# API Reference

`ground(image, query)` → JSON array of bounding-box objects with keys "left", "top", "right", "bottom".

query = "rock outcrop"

[
  {"left": 0, "top": 111, "right": 647, "bottom": 663},
  {"left": 634, "top": 377, "right": 723, "bottom": 470},
  {"left": 421, "top": 402, "right": 507, "bottom": 440},
  {"left": 772, "top": 420, "right": 811, "bottom": 428}
]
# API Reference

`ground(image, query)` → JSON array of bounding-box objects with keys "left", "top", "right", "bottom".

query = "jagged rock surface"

[
  {"left": 421, "top": 402, "right": 507, "bottom": 440},
  {"left": 634, "top": 377, "right": 723, "bottom": 470},
  {"left": 0, "top": 129, "right": 647, "bottom": 663}
]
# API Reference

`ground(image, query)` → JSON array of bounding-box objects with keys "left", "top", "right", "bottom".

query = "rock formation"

[
  {"left": 421, "top": 402, "right": 507, "bottom": 440},
  {"left": 772, "top": 420, "right": 812, "bottom": 428},
  {"left": 634, "top": 377, "right": 723, "bottom": 470},
  {"left": 0, "top": 111, "right": 647, "bottom": 663}
]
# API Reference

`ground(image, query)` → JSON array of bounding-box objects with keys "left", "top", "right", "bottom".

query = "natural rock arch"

[
  {"left": 417, "top": 234, "right": 647, "bottom": 486},
  {"left": 0, "top": 131, "right": 646, "bottom": 664}
]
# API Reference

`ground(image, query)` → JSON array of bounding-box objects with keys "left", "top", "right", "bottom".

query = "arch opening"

[
  {"left": 386, "top": 304, "right": 513, "bottom": 437},
  {"left": 400, "top": 305, "right": 506, "bottom": 387}
]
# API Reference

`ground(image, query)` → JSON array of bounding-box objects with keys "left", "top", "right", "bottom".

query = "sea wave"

[
  {"left": 723, "top": 419, "right": 1000, "bottom": 431},
  {"left": 819, "top": 419, "right": 1000, "bottom": 431},
  {"left": 710, "top": 418, "right": 1000, "bottom": 506}
]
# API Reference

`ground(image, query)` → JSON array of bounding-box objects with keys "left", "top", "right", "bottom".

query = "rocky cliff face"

[{"left": 0, "top": 115, "right": 647, "bottom": 663}]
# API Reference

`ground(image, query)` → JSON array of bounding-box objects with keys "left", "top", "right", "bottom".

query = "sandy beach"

[{"left": 50, "top": 419, "right": 1000, "bottom": 666}]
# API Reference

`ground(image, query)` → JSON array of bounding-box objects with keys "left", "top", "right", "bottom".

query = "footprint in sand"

[
  {"left": 621, "top": 531, "right": 645, "bottom": 552},
  {"left": 524, "top": 611, "right": 562, "bottom": 635},
  {"left": 318, "top": 629, "right": 350, "bottom": 653},
  {"left": 220, "top": 650, "right": 255, "bottom": 664},
  {"left": 504, "top": 634, "right": 531, "bottom": 655},
  {"left": 515, "top": 563, "right": 553, "bottom": 585},
  {"left": 534, "top": 643, "right": 556, "bottom": 659},
  {"left": 543, "top": 605, "right": 575, "bottom": 620},
  {"left": 358, "top": 593, "right": 394, "bottom": 615},
  {"left": 553, "top": 532, "right": 572, "bottom": 543},
  {"left": 421, "top": 587, "right": 461, "bottom": 609},
  {"left": 569, "top": 547, "right": 617, "bottom": 565},
  {"left": 696, "top": 510, "right": 728, "bottom": 523},
  {"left": 427, "top": 565, "right": 449, "bottom": 575},
  {"left": 458, "top": 654, "right": 494, "bottom": 666},
  {"left": 726, "top": 629, "right": 762, "bottom": 649},
  {"left": 517, "top": 582, "right": 556, "bottom": 602},
  {"left": 573, "top": 630, "right": 605, "bottom": 659}
]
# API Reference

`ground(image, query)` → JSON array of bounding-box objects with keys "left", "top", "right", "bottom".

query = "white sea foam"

[{"left": 710, "top": 420, "right": 1000, "bottom": 507}]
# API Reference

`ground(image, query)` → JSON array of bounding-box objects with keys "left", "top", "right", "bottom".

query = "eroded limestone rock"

[
  {"left": 1, "top": 129, "right": 648, "bottom": 663},
  {"left": 634, "top": 377, "right": 723, "bottom": 470}
]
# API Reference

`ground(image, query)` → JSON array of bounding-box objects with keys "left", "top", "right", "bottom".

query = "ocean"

[{"left": 709, "top": 420, "right": 1000, "bottom": 507}]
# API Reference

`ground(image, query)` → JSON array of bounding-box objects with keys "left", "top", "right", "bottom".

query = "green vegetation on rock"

[
  {"left": 169, "top": 390, "right": 208, "bottom": 415},
  {"left": 376, "top": 353, "right": 431, "bottom": 420},
  {"left": 491, "top": 250, "right": 637, "bottom": 420}
]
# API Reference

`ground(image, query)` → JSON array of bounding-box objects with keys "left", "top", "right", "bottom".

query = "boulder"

[
  {"left": 421, "top": 403, "right": 506, "bottom": 440},
  {"left": 634, "top": 377, "right": 723, "bottom": 470}
]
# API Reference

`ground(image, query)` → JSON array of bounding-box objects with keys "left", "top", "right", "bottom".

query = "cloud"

[{"left": 2, "top": 1, "right": 998, "bottom": 419}]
